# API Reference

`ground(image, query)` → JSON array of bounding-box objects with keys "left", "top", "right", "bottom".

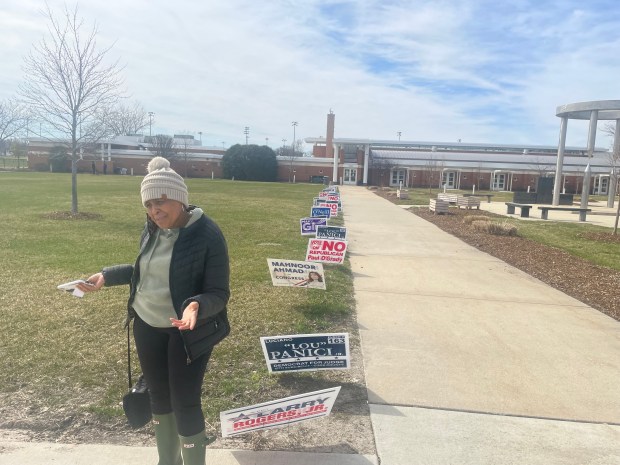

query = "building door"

[
  {"left": 442, "top": 171, "right": 457, "bottom": 189},
  {"left": 391, "top": 169, "right": 405, "bottom": 187},
  {"left": 594, "top": 176, "right": 609, "bottom": 195},
  {"left": 492, "top": 173, "right": 506, "bottom": 191},
  {"left": 343, "top": 168, "right": 357, "bottom": 184}
]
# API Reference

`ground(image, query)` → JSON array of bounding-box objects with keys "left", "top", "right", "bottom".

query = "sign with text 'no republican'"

[
  {"left": 220, "top": 386, "right": 341, "bottom": 437},
  {"left": 305, "top": 238, "right": 348, "bottom": 264}
]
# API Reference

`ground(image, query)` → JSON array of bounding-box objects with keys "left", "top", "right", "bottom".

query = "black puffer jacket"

[{"left": 102, "top": 208, "right": 230, "bottom": 363}]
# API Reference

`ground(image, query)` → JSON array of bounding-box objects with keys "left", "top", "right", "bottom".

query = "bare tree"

[
  {"left": 0, "top": 99, "right": 28, "bottom": 155},
  {"left": 149, "top": 134, "right": 178, "bottom": 159},
  {"left": 425, "top": 155, "right": 443, "bottom": 195},
  {"left": 175, "top": 134, "right": 195, "bottom": 178},
  {"left": 19, "top": 4, "right": 124, "bottom": 214},
  {"left": 105, "top": 101, "right": 149, "bottom": 136}
]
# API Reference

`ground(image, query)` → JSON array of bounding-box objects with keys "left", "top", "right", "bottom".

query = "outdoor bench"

[
  {"left": 429, "top": 198, "right": 449, "bottom": 214},
  {"left": 537, "top": 206, "right": 592, "bottom": 222},
  {"left": 457, "top": 196, "right": 481, "bottom": 210},
  {"left": 464, "top": 193, "right": 494, "bottom": 203},
  {"left": 437, "top": 193, "right": 459, "bottom": 204},
  {"left": 505, "top": 202, "right": 532, "bottom": 218}
]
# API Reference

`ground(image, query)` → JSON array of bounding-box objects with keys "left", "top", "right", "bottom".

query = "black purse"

[{"left": 122, "top": 322, "right": 152, "bottom": 428}]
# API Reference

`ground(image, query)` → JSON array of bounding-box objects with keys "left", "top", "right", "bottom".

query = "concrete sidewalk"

[
  {"left": 2, "top": 186, "right": 620, "bottom": 464},
  {"left": 342, "top": 186, "right": 620, "bottom": 465}
]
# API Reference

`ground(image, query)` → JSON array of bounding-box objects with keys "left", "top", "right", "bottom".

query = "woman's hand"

[
  {"left": 171, "top": 303, "right": 199, "bottom": 330},
  {"left": 76, "top": 273, "right": 105, "bottom": 293}
]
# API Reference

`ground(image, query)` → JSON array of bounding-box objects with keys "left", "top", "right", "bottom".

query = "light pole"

[
  {"left": 198, "top": 131, "right": 202, "bottom": 143},
  {"left": 265, "top": 137, "right": 269, "bottom": 146},
  {"left": 148, "top": 112, "right": 155, "bottom": 137},
  {"left": 244, "top": 126, "right": 250, "bottom": 145},
  {"left": 397, "top": 131, "right": 401, "bottom": 141},
  {"left": 291, "top": 121, "right": 298, "bottom": 182}
]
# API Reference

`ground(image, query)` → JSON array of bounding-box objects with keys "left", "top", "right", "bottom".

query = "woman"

[
  {"left": 78, "top": 157, "right": 230, "bottom": 465},
  {"left": 294, "top": 271, "right": 324, "bottom": 288}
]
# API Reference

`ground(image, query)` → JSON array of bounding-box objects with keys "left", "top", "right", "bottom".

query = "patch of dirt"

[
  {"left": 374, "top": 190, "right": 620, "bottom": 322},
  {"left": 0, "top": 307, "right": 373, "bottom": 454}
]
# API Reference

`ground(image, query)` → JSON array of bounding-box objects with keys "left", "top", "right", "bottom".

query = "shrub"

[
  {"left": 463, "top": 215, "right": 490, "bottom": 224},
  {"left": 471, "top": 220, "right": 518, "bottom": 236}
]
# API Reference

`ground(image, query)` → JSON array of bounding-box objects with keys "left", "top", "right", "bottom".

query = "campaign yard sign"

[
  {"left": 318, "top": 201, "right": 338, "bottom": 217},
  {"left": 306, "top": 238, "right": 348, "bottom": 264},
  {"left": 316, "top": 225, "right": 347, "bottom": 240},
  {"left": 220, "top": 386, "right": 341, "bottom": 437},
  {"left": 311, "top": 206, "right": 331, "bottom": 218},
  {"left": 300, "top": 217, "right": 328, "bottom": 236},
  {"left": 267, "top": 259, "right": 326, "bottom": 289},
  {"left": 260, "top": 333, "right": 350, "bottom": 373}
]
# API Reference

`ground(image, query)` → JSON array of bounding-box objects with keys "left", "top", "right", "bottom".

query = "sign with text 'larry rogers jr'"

[
  {"left": 260, "top": 333, "right": 350, "bottom": 373},
  {"left": 220, "top": 386, "right": 341, "bottom": 437}
]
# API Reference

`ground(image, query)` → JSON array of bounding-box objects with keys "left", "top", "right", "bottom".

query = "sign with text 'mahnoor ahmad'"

[
  {"left": 260, "top": 333, "right": 350, "bottom": 373},
  {"left": 220, "top": 386, "right": 341, "bottom": 437},
  {"left": 316, "top": 225, "right": 347, "bottom": 240},
  {"left": 267, "top": 259, "right": 326, "bottom": 289},
  {"left": 306, "top": 238, "right": 348, "bottom": 264},
  {"left": 300, "top": 217, "right": 328, "bottom": 236}
]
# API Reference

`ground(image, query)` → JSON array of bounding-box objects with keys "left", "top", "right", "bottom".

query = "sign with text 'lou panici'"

[
  {"left": 306, "top": 238, "right": 348, "bottom": 264},
  {"left": 315, "top": 225, "right": 347, "bottom": 240},
  {"left": 267, "top": 259, "right": 326, "bottom": 289},
  {"left": 300, "top": 217, "right": 328, "bottom": 236},
  {"left": 220, "top": 386, "right": 341, "bottom": 437},
  {"left": 260, "top": 333, "right": 350, "bottom": 373}
]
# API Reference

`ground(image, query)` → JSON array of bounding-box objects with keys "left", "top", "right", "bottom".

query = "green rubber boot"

[
  {"left": 152, "top": 413, "right": 182, "bottom": 465},
  {"left": 179, "top": 431, "right": 214, "bottom": 465}
]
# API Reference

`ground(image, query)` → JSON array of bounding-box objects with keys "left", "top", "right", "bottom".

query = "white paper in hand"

[{"left": 57, "top": 280, "right": 86, "bottom": 298}]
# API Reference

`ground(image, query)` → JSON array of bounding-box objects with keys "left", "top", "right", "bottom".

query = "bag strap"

[{"left": 126, "top": 323, "right": 132, "bottom": 389}]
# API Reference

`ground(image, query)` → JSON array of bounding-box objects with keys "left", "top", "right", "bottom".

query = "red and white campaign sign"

[
  {"left": 318, "top": 202, "right": 338, "bottom": 217},
  {"left": 220, "top": 386, "right": 341, "bottom": 437},
  {"left": 305, "top": 239, "right": 347, "bottom": 264}
]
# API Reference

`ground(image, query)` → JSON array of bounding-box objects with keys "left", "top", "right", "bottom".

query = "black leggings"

[{"left": 133, "top": 315, "right": 212, "bottom": 436}]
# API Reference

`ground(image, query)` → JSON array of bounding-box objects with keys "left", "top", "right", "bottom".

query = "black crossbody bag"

[{"left": 121, "top": 322, "right": 152, "bottom": 428}]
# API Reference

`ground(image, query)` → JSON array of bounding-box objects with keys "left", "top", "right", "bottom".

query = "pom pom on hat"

[
  {"left": 147, "top": 156, "right": 172, "bottom": 173},
  {"left": 141, "top": 157, "right": 189, "bottom": 207}
]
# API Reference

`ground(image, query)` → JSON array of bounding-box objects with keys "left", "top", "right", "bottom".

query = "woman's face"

[
  {"left": 145, "top": 198, "right": 186, "bottom": 229},
  {"left": 309, "top": 272, "right": 320, "bottom": 281}
]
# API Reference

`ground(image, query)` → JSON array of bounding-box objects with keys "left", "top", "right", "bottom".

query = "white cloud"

[{"left": 1, "top": 0, "right": 620, "bottom": 149}]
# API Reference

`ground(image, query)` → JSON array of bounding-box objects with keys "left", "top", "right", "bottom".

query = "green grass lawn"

[{"left": 0, "top": 172, "right": 354, "bottom": 426}]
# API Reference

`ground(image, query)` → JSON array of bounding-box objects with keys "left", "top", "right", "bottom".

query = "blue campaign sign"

[
  {"left": 311, "top": 207, "right": 331, "bottom": 218},
  {"left": 260, "top": 333, "right": 350, "bottom": 373},
  {"left": 300, "top": 217, "right": 328, "bottom": 236},
  {"left": 315, "top": 226, "right": 347, "bottom": 240}
]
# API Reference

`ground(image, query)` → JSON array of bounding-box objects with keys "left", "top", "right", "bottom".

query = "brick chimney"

[{"left": 326, "top": 110, "right": 335, "bottom": 158}]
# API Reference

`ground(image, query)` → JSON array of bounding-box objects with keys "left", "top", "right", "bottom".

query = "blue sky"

[{"left": 2, "top": 0, "right": 620, "bottom": 150}]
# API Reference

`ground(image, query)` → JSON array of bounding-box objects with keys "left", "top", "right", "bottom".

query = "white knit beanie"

[{"left": 141, "top": 157, "right": 189, "bottom": 207}]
